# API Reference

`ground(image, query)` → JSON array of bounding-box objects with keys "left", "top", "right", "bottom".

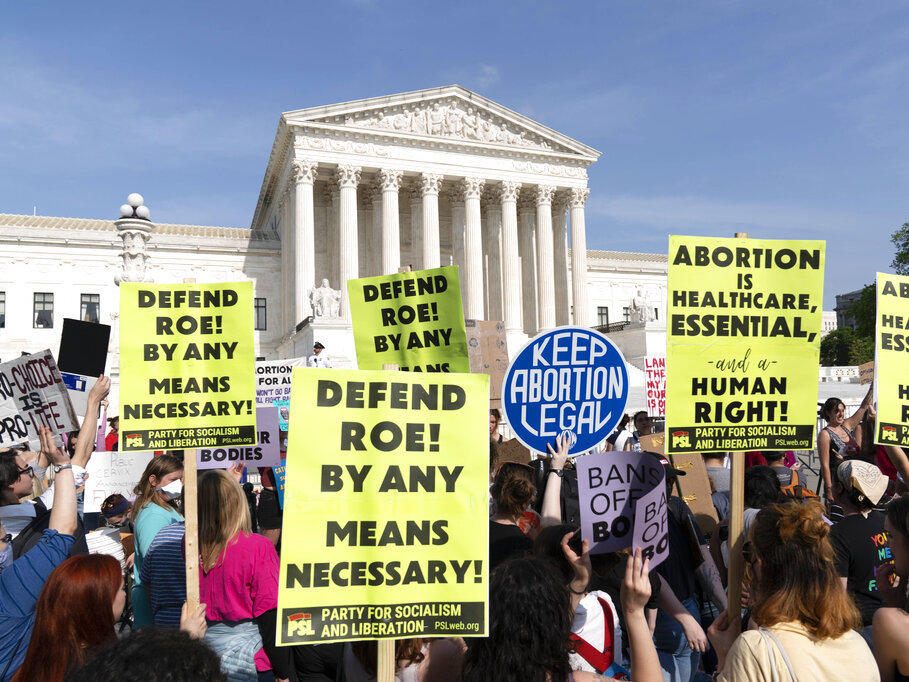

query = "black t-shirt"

[
  {"left": 656, "top": 496, "right": 705, "bottom": 603},
  {"left": 830, "top": 511, "right": 892, "bottom": 626},
  {"left": 489, "top": 520, "right": 533, "bottom": 572}
]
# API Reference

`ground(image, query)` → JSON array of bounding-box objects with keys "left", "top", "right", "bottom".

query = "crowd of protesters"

[{"left": 0, "top": 370, "right": 906, "bottom": 681}]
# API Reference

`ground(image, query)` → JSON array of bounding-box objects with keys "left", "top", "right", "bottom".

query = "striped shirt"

[
  {"left": 140, "top": 522, "right": 186, "bottom": 628},
  {"left": 0, "top": 530, "right": 74, "bottom": 681}
]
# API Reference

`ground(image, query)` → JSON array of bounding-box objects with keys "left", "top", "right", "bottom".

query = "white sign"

[
  {"left": 0, "top": 349, "right": 78, "bottom": 448},
  {"left": 256, "top": 358, "right": 306, "bottom": 430},
  {"left": 644, "top": 356, "right": 666, "bottom": 418},
  {"left": 83, "top": 451, "right": 154, "bottom": 513}
]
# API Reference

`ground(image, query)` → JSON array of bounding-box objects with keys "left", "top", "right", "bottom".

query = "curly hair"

[
  {"left": 749, "top": 501, "right": 860, "bottom": 639},
  {"left": 462, "top": 556, "right": 573, "bottom": 682},
  {"left": 65, "top": 627, "right": 225, "bottom": 681},
  {"left": 490, "top": 463, "right": 535, "bottom": 517}
]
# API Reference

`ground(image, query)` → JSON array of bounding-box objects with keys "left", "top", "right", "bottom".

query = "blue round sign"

[{"left": 501, "top": 326, "right": 629, "bottom": 455}]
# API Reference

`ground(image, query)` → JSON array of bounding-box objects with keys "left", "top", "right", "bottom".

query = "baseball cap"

[
  {"left": 653, "top": 454, "right": 686, "bottom": 478},
  {"left": 837, "top": 460, "right": 888, "bottom": 506}
]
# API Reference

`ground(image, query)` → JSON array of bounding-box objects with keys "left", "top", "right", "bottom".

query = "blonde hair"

[
  {"left": 198, "top": 470, "right": 252, "bottom": 572},
  {"left": 130, "top": 455, "right": 183, "bottom": 523}
]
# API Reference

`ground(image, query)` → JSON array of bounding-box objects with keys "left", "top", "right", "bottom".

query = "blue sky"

[{"left": 2, "top": 1, "right": 907, "bottom": 306}]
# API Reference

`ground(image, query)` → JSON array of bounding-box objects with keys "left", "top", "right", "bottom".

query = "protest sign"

[
  {"left": 118, "top": 282, "right": 256, "bottom": 452},
  {"left": 277, "top": 368, "right": 489, "bottom": 644},
  {"left": 644, "top": 356, "right": 666, "bottom": 418},
  {"left": 858, "top": 361, "right": 874, "bottom": 386},
  {"left": 273, "top": 462, "right": 286, "bottom": 509},
  {"left": 495, "top": 438, "right": 532, "bottom": 468},
  {"left": 874, "top": 272, "right": 909, "bottom": 447},
  {"left": 577, "top": 451, "right": 669, "bottom": 567},
  {"left": 256, "top": 358, "right": 306, "bottom": 431},
  {"left": 58, "top": 318, "right": 111, "bottom": 377},
  {"left": 502, "top": 326, "right": 629, "bottom": 455},
  {"left": 348, "top": 266, "right": 470, "bottom": 372},
  {"left": 465, "top": 320, "right": 508, "bottom": 404},
  {"left": 84, "top": 450, "right": 155, "bottom": 513},
  {"left": 665, "top": 236, "right": 825, "bottom": 454},
  {"left": 0, "top": 349, "right": 78, "bottom": 448},
  {"left": 198, "top": 406, "right": 281, "bottom": 469}
]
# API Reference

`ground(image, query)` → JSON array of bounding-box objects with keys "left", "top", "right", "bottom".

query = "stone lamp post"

[{"left": 114, "top": 192, "right": 155, "bottom": 285}]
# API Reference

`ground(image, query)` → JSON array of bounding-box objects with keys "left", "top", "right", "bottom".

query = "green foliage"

[
  {"left": 820, "top": 328, "right": 873, "bottom": 366},
  {"left": 845, "top": 283, "right": 875, "bottom": 338},
  {"left": 894, "top": 222, "right": 909, "bottom": 276}
]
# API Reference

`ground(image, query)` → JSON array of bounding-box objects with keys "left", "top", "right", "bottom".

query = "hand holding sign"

[{"left": 577, "top": 451, "right": 669, "bottom": 567}]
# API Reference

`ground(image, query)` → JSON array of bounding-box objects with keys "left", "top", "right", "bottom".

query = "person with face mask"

[{"left": 130, "top": 455, "right": 184, "bottom": 629}]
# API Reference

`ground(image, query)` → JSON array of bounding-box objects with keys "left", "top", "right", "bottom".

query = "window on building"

[
  {"left": 653, "top": 307, "right": 659, "bottom": 320},
  {"left": 254, "top": 298, "right": 267, "bottom": 331},
  {"left": 81, "top": 294, "right": 100, "bottom": 323},
  {"left": 597, "top": 306, "right": 609, "bottom": 327},
  {"left": 34, "top": 292, "right": 53, "bottom": 328},
  {"left": 623, "top": 306, "right": 630, "bottom": 323},
  {"left": 0, "top": 292, "right": 5, "bottom": 328}
]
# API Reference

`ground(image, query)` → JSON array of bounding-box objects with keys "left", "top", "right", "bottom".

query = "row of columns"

[{"left": 285, "top": 160, "right": 591, "bottom": 332}]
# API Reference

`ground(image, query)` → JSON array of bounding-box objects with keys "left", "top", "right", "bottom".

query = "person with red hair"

[{"left": 12, "top": 554, "right": 124, "bottom": 682}]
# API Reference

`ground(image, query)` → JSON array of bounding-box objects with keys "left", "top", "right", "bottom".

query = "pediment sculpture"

[{"left": 319, "top": 100, "right": 559, "bottom": 152}]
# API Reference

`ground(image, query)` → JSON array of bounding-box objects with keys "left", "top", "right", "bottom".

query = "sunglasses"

[{"left": 17, "top": 464, "right": 34, "bottom": 479}]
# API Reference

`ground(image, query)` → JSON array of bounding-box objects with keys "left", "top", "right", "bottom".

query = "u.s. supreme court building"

[{"left": 0, "top": 86, "right": 669, "bottom": 401}]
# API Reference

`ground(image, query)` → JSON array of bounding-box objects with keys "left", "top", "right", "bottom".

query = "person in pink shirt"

[{"left": 197, "top": 470, "right": 292, "bottom": 682}]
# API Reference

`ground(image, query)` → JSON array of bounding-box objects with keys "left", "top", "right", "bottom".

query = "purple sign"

[
  {"left": 198, "top": 406, "right": 281, "bottom": 469},
  {"left": 577, "top": 450, "right": 669, "bottom": 568}
]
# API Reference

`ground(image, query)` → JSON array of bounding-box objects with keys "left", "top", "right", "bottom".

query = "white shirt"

[
  {"left": 569, "top": 590, "right": 626, "bottom": 673},
  {"left": 307, "top": 353, "right": 332, "bottom": 368}
]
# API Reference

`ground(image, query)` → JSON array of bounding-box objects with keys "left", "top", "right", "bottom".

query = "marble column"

[
  {"left": 552, "top": 196, "right": 570, "bottom": 326},
  {"left": 409, "top": 188, "right": 423, "bottom": 271},
  {"left": 499, "top": 181, "right": 523, "bottom": 334},
  {"left": 369, "top": 184, "right": 382, "bottom": 277},
  {"left": 379, "top": 169, "right": 403, "bottom": 274},
  {"left": 570, "top": 187, "right": 592, "bottom": 327},
  {"left": 461, "top": 177, "right": 485, "bottom": 319},
  {"left": 535, "top": 185, "right": 556, "bottom": 331},
  {"left": 518, "top": 194, "right": 538, "bottom": 335},
  {"left": 293, "top": 160, "right": 316, "bottom": 322},
  {"left": 449, "top": 187, "right": 467, "bottom": 308},
  {"left": 421, "top": 173, "right": 442, "bottom": 269},
  {"left": 322, "top": 185, "right": 339, "bottom": 287},
  {"left": 280, "top": 190, "right": 291, "bottom": 333},
  {"left": 484, "top": 197, "right": 504, "bottom": 322},
  {"left": 336, "top": 165, "right": 361, "bottom": 320}
]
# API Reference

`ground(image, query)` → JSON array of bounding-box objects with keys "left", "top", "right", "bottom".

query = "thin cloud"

[{"left": 476, "top": 64, "right": 501, "bottom": 89}]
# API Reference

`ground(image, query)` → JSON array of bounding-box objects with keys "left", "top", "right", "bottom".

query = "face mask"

[{"left": 158, "top": 479, "right": 183, "bottom": 501}]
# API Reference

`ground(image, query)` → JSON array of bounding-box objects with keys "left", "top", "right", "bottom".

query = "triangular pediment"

[{"left": 282, "top": 85, "right": 600, "bottom": 159}]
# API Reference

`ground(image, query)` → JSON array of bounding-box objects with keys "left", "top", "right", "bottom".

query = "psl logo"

[
  {"left": 287, "top": 613, "right": 315, "bottom": 637},
  {"left": 672, "top": 431, "right": 691, "bottom": 449},
  {"left": 881, "top": 426, "right": 898, "bottom": 442}
]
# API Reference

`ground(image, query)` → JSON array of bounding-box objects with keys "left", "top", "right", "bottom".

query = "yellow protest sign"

[
  {"left": 119, "top": 282, "right": 256, "bottom": 451},
  {"left": 874, "top": 272, "right": 909, "bottom": 447},
  {"left": 347, "top": 266, "right": 470, "bottom": 372},
  {"left": 277, "top": 368, "right": 488, "bottom": 644},
  {"left": 665, "top": 236, "right": 825, "bottom": 454}
]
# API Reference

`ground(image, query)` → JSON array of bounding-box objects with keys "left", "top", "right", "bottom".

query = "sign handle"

[
  {"left": 184, "top": 448, "right": 201, "bottom": 612},
  {"left": 377, "top": 640, "right": 395, "bottom": 682},
  {"left": 726, "top": 231, "right": 750, "bottom": 615},
  {"left": 376, "top": 363, "right": 400, "bottom": 681}
]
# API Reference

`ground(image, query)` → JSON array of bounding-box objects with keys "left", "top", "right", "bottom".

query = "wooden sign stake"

[
  {"left": 377, "top": 363, "right": 400, "bottom": 681},
  {"left": 726, "top": 232, "right": 749, "bottom": 613},
  {"left": 184, "top": 449, "right": 201, "bottom": 612}
]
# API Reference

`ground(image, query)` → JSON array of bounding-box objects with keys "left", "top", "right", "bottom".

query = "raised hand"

[
  {"left": 620, "top": 547, "right": 652, "bottom": 615},
  {"left": 38, "top": 424, "right": 69, "bottom": 466}
]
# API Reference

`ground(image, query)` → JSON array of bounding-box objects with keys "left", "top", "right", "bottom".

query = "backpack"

[{"left": 779, "top": 469, "right": 818, "bottom": 502}]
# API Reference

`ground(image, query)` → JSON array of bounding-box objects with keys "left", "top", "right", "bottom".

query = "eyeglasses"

[{"left": 17, "top": 464, "right": 34, "bottom": 479}]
